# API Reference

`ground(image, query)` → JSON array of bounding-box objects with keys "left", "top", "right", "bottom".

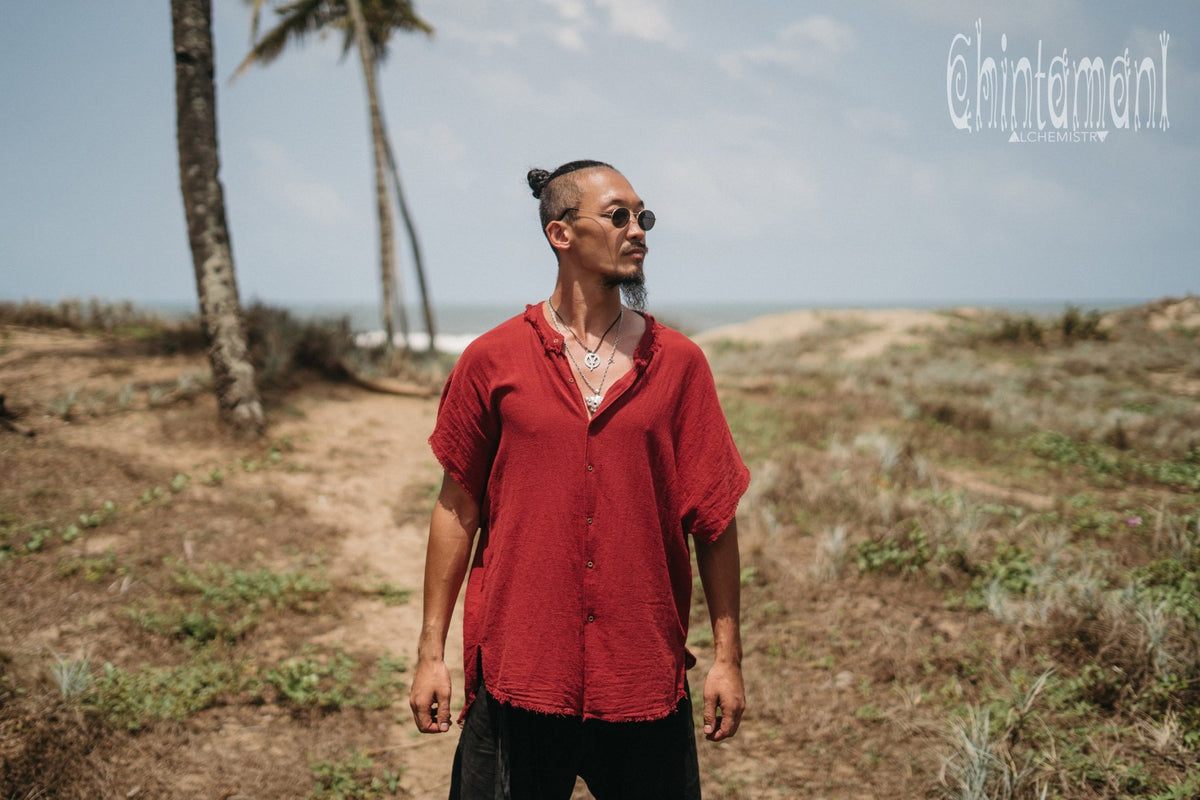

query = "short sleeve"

[
  {"left": 673, "top": 345, "right": 750, "bottom": 542},
  {"left": 429, "top": 346, "right": 500, "bottom": 506}
]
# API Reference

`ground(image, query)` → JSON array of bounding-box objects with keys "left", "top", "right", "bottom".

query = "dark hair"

[{"left": 527, "top": 160, "right": 615, "bottom": 232}]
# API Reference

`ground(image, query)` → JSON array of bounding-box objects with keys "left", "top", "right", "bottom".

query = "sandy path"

[
  {"left": 1, "top": 325, "right": 467, "bottom": 795},
  {"left": 268, "top": 390, "right": 463, "bottom": 798}
]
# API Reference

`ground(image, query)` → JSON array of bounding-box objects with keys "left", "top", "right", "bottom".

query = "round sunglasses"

[{"left": 559, "top": 206, "right": 656, "bottom": 231}]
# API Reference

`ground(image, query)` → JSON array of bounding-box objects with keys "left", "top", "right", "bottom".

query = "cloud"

[
  {"left": 438, "top": 0, "right": 588, "bottom": 54},
  {"left": 531, "top": 0, "right": 678, "bottom": 51},
  {"left": 876, "top": 0, "right": 1088, "bottom": 36},
  {"left": 441, "top": 25, "right": 520, "bottom": 55},
  {"left": 719, "top": 15, "right": 856, "bottom": 78},
  {"left": 845, "top": 107, "right": 911, "bottom": 139},
  {"left": 466, "top": 67, "right": 542, "bottom": 108},
  {"left": 247, "top": 138, "right": 355, "bottom": 227},
  {"left": 438, "top": 0, "right": 678, "bottom": 56},
  {"left": 993, "top": 170, "right": 1079, "bottom": 217},
  {"left": 596, "top": 0, "right": 678, "bottom": 45},
  {"left": 400, "top": 121, "right": 474, "bottom": 190},
  {"left": 540, "top": 0, "right": 589, "bottom": 22},
  {"left": 533, "top": 0, "right": 595, "bottom": 51},
  {"left": 456, "top": 65, "right": 611, "bottom": 120},
  {"left": 652, "top": 112, "right": 819, "bottom": 238},
  {"left": 553, "top": 25, "right": 589, "bottom": 52}
]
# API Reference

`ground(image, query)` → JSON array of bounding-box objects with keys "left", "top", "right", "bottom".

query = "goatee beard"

[{"left": 605, "top": 271, "right": 647, "bottom": 312}]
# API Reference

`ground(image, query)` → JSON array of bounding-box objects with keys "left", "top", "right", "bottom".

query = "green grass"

[
  {"left": 309, "top": 751, "right": 402, "bottom": 799},
  {"left": 0, "top": 499, "right": 118, "bottom": 560},
  {"left": 85, "top": 649, "right": 249, "bottom": 730},
  {"left": 265, "top": 647, "right": 407, "bottom": 711},
  {"left": 79, "top": 644, "right": 408, "bottom": 729},
  {"left": 722, "top": 306, "right": 1200, "bottom": 795},
  {"left": 132, "top": 561, "right": 331, "bottom": 644}
]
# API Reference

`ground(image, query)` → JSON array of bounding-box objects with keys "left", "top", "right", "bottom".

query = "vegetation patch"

[
  {"left": 699, "top": 302, "right": 1200, "bottom": 796},
  {"left": 132, "top": 562, "right": 330, "bottom": 644},
  {"left": 5, "top": 301, "right": 1199, "bottom": 797},
  {"left": 265, "top": 647, "right": 407, "bottom": 712},
  {"left": 84, "top": 650, "right": 248, "bottom": 731},
  {"left": 309, "top": 750, "right": 403, "bottom": 799}
]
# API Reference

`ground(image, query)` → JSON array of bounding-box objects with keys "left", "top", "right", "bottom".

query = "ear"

[{"left": 545, "top": 220, "right": 572, "bottom": 252}]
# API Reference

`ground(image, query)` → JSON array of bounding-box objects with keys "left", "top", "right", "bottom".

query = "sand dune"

[{"left": 695, "top": 307, "right": 956, "bottom": 359}]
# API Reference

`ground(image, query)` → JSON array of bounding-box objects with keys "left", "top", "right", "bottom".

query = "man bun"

[
  {"left": 528, "top": 160, "right": 616, "bottom": 239},
  {"left": 527, "top": 168, "right": 552, "bottom": 199}
]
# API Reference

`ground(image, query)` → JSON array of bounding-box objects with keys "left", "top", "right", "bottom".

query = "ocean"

[
  {"left": 149, "top": 298, "right": 1150, "bottom": 354},
  {"left": 283, "top": 301, "right": 806, "bottom": 353},
  {"left": 280, "top": 299, "right": 1148, "bottom": 353}
]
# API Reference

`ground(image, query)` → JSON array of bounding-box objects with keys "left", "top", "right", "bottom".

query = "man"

[{"left": 409, "top": 159, "right": 750, "bottom": 799}]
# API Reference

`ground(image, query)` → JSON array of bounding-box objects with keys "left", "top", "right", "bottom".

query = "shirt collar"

[{"left": 524, "top": 302, "right": 661, "bottom": 373}]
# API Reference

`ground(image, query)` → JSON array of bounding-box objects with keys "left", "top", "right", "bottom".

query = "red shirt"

[{"left": 430, "top": 304, "right": 749, "bottom": 722}]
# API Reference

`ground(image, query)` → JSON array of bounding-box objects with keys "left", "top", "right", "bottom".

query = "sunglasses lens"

[{"left": 601, "top": 208, "right": 654, "bottom": 230}]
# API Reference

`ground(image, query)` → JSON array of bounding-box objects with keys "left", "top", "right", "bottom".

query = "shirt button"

[
  {"left": 587, "top": 614, "right": 595, "bottom": 623},
  {"left": 586, "top": 464, "right": 594, "bottom": 472},
  {"left": 586, "top": 560, "right": 594, "bottom": 569},
  {"left": 586, "top": 516, "right": 593, "bottom": 525}
]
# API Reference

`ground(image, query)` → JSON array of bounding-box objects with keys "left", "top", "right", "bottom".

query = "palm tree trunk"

[
  {"left": 346, "top": 0, "right": 407, "bottom": 353},
  {"left": 171, "top": 0, "right": 264, "bottom": 438},
  {"left": 384, "top": 136, "right": 437, "bottom": 354}
]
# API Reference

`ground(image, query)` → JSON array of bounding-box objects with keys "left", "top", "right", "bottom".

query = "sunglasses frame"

[{"left": 558, "top": 206, "right": 656, "bottom": 231}]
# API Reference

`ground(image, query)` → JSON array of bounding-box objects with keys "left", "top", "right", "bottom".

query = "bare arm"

[
  {"left": 409, "top": 471, "right": 479, "bottom": 733},
  {"left": 694, "top": 517, "right": 745, "bottom": 742}
]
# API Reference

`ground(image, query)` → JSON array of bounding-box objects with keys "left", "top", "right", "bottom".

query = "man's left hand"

[{"left": 702, "top": 660, "right": 745, "bottom": 741}]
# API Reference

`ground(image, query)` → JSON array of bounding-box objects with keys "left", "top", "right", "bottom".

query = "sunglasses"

[{"left": 559, "top": 206, "right": 656, "bottom": 231}]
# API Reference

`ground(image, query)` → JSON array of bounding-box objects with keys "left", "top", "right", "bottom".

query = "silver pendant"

[
  {"left": 585, "top": 393, "right": 602, "bottom": 414},
  {"left": 583, "top": 351, "right": 601, "bottom": 370}
]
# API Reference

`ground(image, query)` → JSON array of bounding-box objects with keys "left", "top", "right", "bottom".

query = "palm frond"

[
  {"left": 338, "top": 0, "right": 433, "bottom": 62},
  {"left": 243, "top": 0, "right": 270, "bottom": 43},
  {"left": 235, "top": 0, "right": 433, "bottom": 74},
  {"left": 233, "top": 0, "right": 329, "bottom": 76}
]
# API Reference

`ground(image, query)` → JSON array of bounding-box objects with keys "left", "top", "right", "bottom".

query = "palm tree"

[
  {"left": 172, "top": 0, "right": 265, "bottom": 437},
  {"left": 236, "top": 0, "right": 438, "bottom": 355}
]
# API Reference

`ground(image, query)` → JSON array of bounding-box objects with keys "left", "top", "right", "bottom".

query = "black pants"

[{"left": 449, "top": 683, "right": 702, "bottom": 800}]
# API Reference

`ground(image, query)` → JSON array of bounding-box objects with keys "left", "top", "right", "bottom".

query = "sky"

[{"left": 2, "top": 1, "right": 1198, "bottom": 322}]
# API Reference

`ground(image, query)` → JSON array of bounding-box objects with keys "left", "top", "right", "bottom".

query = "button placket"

[{"left": 583, "top": 436, "right": 599, "bottom": 630}]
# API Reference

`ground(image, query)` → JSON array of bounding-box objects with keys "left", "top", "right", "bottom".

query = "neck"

[{"left": 548, "top": 280, "right": 623, "bottom": 336}]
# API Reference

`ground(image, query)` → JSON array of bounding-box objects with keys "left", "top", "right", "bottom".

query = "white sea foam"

[{"left": 353, "top": 330, "right": 478, "bottom": 354}]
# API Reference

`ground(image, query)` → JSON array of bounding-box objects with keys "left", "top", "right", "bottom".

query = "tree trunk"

[
  {"left": 346, "top": 0, "right": 406, "bottom": 353},
  {"left": 384, "top": 136, "right": 437, "bottom": 354},
  {"left": 171, "top": 0, "right": 264, "bottom": 437}
]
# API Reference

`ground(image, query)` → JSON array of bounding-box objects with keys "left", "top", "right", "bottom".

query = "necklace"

[
  {"left": 548, "top": 299, "right": 621, "bottom": 370},
  {"left": 549, "top": 300, "right": 625, "bottom": 415}
]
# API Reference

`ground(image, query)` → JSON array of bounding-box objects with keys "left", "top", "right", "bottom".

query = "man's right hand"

[{"left": 409, "top": 659, "right": 453, "bottom": 733}]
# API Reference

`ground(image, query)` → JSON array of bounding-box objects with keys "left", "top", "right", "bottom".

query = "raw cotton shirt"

[{"left": 430, "top": 304, "right": 750, "bottom": 722}]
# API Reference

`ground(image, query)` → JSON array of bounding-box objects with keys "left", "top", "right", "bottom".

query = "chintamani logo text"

[{"left": 947, "top": 19, "right": 1170, "bottom": 143}]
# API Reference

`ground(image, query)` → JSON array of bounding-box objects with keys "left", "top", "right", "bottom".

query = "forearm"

[
  {"left": 410, "top": 473, "right": 476, "bottom": 733},
  {"left": 417, "top": 474, "right": 479, "bottom": 662},
  {"left": 695, "top": 517, "right": 742, "bottom": 665},
  {"left": 695, "top": 517, "right": 745, "bottom": 741}
]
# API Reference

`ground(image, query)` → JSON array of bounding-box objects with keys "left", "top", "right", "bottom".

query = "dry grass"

[
  {"left": 696, "top": 300, "right": 1200, "bottom": 798},
  {"left": 3, "top": 298, "right": 1199, "bottom": 798}
]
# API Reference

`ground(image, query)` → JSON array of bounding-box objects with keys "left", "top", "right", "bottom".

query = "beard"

[{"left": 605, "top": 269, "right": 647, "bottom": 312}]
